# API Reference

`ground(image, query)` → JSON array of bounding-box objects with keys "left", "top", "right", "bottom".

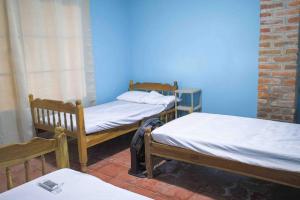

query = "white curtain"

[{"left": 0, "top": 0, "right": 95, "bottom": 145}]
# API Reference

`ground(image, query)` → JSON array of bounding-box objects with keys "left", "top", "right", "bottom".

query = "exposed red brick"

[
  {"left": 261, "top": 3, "right": 283, "bottom": 10},
  {"left": 274, "top": 25, "right": 298, "bottom": 32},
  {"left": 260, "top": 42, "right": 271, "bottom": 48},
  {"left": 258, "top": 107, "right": 272, "bottom": 113},
  {"left": 288, "top": 16, "right": 300, "bottom": 23},
  {"left": 270, "top": 107, "right": 282, "bottom": 113},
  {"left": 258, "top": 84, "right": 269, "bottom": 91},
  {"left": 270, "top": 115, "right": 284, "bottom": 120},
  {"left": 287, "top": 8, "right": 300, "bottom": 15},
  {"left": 260, "top": 34, "right": 282, "bottom": 40},
  {"left": 271, "top": 100, "right": 295, "bottom": 108},
  {"left": 260, "top": 19, "right": 283, "bottom": 25},
  {"left": 257, "top": 112, "right": 268, "bottom": 118},
  {"left": 258, "top": 0, "right": 298, "bottom": 122},
  {"left": 258, "top": 78, "right": 281, "bottom": 85},
  {"left": 259, "top": 64, "right": 281, "bottom": 69},
  {"left": 269, "top": 92, "right": 284, "bottom": 99},
  {"left": 274, "top": 40, "right": 298, "bottom": 47},
  {"left": 283, "top": 115, "right": 295, "bottom": 122},
  {"left": 288, "top": 0, "right": 300, "bottom": 7},
  {"left": 259, "top": 71, "right": 272, "bottom": 76},
  {"left": 259, "top": 57, "right": 269, "bottom": 62},
  {"left": 272, "top": 71, "right": 296, "bottom": 77},
  {"left": 258, "top": 98, "right": 268, "bottom": 105},
  {"left": 273, "top": 56, "right": 296, "bottom": 62},
  {"left": 260, "top": 28, "right": 271, "bottom": 33},
  {"left": 274, "top": 8, "right": 300, "bottom": 16},
  {"left": 270, "top": 85, "right": 295, "bottom": 93},
  {"left": 258, "top": 92, "right": 269, "bottom": 99},
  {"left": 260, "top": 12, "right": 272, "bottom": 17},
  {"left": 287, "top": 33, "right": 298, "bottom": 39},
  {"left": 284, "top": 64, "right": 297, "bottom": 69},
  {"left": 282, "top": 79, "right": 297, "bottom": 86},
  {"left": 286, "top": 48, "right": 298, "bottom": 54},
  {"left": 260, "top": 50, "right": 281, "bottom": 55}
]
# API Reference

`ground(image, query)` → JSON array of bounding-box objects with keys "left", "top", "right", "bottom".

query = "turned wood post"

[
  {"left": 75, "top": 100, "right": 88, "bottom": 172},
  {"left": 54, "top": 127, "right": 70, "bottom": 168},
  {"left": 129, "top": 80, "right": 134, "bottom": 91}
]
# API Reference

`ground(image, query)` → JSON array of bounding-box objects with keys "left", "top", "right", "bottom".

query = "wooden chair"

[{"left": 0, "top": 127, "right": 69, "bottom": 190}]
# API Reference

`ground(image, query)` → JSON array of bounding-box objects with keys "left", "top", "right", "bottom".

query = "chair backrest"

[{"left": 0, "top": 127, "right": 69, "bottom": 190}]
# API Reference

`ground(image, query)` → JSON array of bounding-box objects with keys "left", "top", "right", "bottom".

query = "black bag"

[{"left": 129, "top": 118, "right": 163, "bottom": 177}]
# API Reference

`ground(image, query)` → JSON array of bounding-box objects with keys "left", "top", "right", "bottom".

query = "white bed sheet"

[
  {"left": 83, "top": 100, "right": 167, "bottom": 134},
  {"left": 0, "top": 168, "right": 151, "bottom": 200},
  {"left": 152, "top": 113, "right": 300, "bottom": 172},
  {"left": 46, "top": 100, "right": 167, "bottom": 134}
]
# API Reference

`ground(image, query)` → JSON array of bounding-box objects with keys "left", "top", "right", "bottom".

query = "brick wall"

[{"left": 258, "top": 0, "right": 300, "bottom": 122}]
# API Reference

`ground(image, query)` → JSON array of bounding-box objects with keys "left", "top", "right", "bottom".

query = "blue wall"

[
  {"left": 90, "top": 0, "right": 130, "bottom": 104},
  {"left": 91, "top": 0, "right": 260, "bottom": 117},
  {"left": 129, "top": 0, "right": 260, "bottom": 117}
]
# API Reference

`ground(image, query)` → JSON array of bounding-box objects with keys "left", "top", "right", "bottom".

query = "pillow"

[
  {"left": 116, "top": 91, "right": 149, "bottom": 103},
  {"left": 142, "top": 91, "right": 176, "bottom": 108}
]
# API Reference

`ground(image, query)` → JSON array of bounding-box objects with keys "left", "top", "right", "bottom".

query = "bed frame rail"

[{"left": 144, "top": 129, "right": 300, "bottom": 189}]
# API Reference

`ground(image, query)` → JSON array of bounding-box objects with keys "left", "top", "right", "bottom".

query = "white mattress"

[
  {"left": 152, "top": 113, "right": 300, "bottom": 172},
  {"left": 0, "top": 168, "right": 151, "bottom": 200},
  {"left": 47, "top": 100, "right": 167, "bottom": 134}
]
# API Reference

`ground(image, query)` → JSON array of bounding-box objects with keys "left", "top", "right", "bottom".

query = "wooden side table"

[{"left": 175, "top": 89, "right": 202, "bottom": 118}]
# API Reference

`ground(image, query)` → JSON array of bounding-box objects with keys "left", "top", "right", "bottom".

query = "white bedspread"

[
  {"left": 48, "top": 100, "right": 167, "bottom": 134},
  {"left": 0, "top": 169, "right": 151, "bottom": 200},
  {"left": 152, "top": 113, "right": 300, "bottom": 172},
  {"left": 84, "top": 100, "right": 166, "bottom": 134}
]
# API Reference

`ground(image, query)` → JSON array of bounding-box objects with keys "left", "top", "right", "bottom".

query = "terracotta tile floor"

[{"left": 1, "top": 133, "right": 300, "bottom": 199}]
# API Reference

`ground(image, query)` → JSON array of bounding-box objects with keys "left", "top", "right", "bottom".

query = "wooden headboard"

[
  {"left": 129, "top": 80, "right": 178, "bottom": 95},
  {"left": 28, "top": 80, "right": 178, "bottom": 138}
]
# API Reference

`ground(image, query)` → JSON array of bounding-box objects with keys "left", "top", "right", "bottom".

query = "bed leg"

[
  {"left": 80, "top": 163, "right": 87, "bottom": 172},
  {"left": 144, "top": 127, "right": 153, "bottom": 178},
  {"left": 79, "top": 146, "right": 88, "bottom": 172},
  {"left": 78, "top": 136, "right": 88, "bottom": 172}
]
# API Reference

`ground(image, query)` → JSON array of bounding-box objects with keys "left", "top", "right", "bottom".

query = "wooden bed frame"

[
  {"left": 29, "top": 80, "right": 178, "bottom": 172},
  {"left": 144, "top": 128, "right": 300, "bottom": 189},
  {"left": 0, "top": 127, "right": 69, "bottom": 190}
]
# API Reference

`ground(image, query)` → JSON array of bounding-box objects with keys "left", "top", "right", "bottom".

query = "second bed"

[{"left": 145, "top": 112, "right": 300, "bottom": 188}]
